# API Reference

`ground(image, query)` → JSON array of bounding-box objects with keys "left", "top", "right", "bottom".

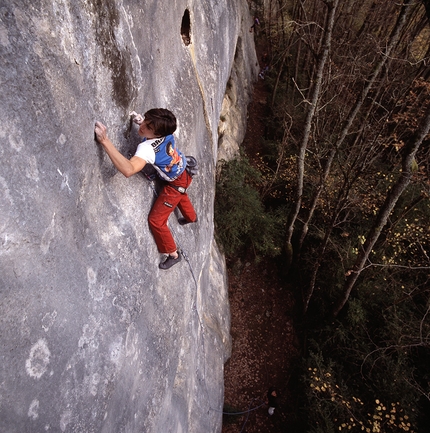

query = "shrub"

[{"left": 214, "top": 155, "right": 284, "bottom": 259}]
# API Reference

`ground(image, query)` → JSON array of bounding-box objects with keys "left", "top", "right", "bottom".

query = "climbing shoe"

[
  {"left": 159, "top": 253, "right": 181, "bottom": 270},
  {"left": 178, "top": 216, "right": 198, "bottom": 225}
]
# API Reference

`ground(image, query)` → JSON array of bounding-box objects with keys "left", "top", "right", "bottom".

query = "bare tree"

[
  {"left": 333, "top": 107, "right": 430, "bottom": 317},
  {"left": 285, "top": 0, "right": 340, "bottom": 264},
  {"left": 297, "top": 1, "right": 414, "bottom": 254}
]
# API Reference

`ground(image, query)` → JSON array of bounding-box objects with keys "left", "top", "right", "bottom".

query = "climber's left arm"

[{"left": 94, "top": 121, "right": 146, "bottom": 178}]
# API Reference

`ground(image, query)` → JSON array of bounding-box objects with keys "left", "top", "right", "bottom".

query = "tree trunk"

[
  {"left": 296, "top": 1, "right": 413, "bottom": 253},
  {"left": 333, "top": 107, "right": 430, "bottom": 317},
  {"left": 271, "top": 52, "right": 287, "bottom": 108},
  {"left": 285, "top": 0, "right": 339, "bottom": 260}
]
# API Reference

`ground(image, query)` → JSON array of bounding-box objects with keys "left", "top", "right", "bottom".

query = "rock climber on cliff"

[{"left": 94, "top": 108, "right": 197, "bottom": 270}]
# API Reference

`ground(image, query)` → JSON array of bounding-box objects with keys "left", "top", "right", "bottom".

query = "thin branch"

[{"left": 291, "top": 77, "right": 312, "bottom": 106}]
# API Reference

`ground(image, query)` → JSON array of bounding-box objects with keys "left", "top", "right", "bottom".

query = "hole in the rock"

[{"left": 181, "top": 9, "right": 191, "bottom": 46}]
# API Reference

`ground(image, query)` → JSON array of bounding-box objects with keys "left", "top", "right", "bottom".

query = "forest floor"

[{"left": 221, "top": 40, "right": 302, "bottom": 433}]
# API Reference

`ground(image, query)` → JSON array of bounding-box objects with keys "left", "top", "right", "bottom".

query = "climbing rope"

[
  {"left": 214, "top": 399, "right": 266, "bottom": 433},
  {"left": 220, "top": 401, "right": 266, "bottom": 416},
  {"left": 239, "top": 399, "right": 266, "bottom": 433},
  {"left": 147, "top": 178, "right": 208, "bottom": 386},
  {"left": 147, "top": 178, "right": 267, "bottom": 431}
]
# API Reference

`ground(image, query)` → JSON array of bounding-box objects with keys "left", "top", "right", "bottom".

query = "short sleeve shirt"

[
  {"left": 134, "top": 139, "right": 157, "bottom": 164},
  {"left": 134, "top": 136, "right": 186, "bottom": 181}
]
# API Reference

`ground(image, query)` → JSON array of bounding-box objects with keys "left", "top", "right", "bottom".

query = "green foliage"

[{"left": 214, "top": 155, "right": 285, "bottom": 259}]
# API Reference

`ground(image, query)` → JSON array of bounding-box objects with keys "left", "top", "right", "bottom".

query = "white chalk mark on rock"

[
  {"left": 89, "top": 372, "right": 100, "bottom": 396},
  {"left": 28, "top": 399, "right": 39, "bottom": 420},
  {"left": 87, "top": 267, "right": 104, "bottom": 301},
  {"left": 42, "top": 310, "right": 57, "bottom": 332},
  {"left": 0, "top": 21, "right": 10, "bottom": 47},
  {"left": 41, "top": 213, "right": 56, "bottom": 255},
  {"left": 57, "top": 133, "right": 67, "bottom": 145},
  {"left": 57, "top": 168, "right": 72, "bottom": 193},
  {"left": 9, "top": 133, "right": 24, "bottom": 151},
  {"left": 25, "top": 155, "right": 40, "bottom": 182},
  {"left": 78, "top": 316, "right": 100, "bottom": 350},
  {"left": 110, "top": 336, "right": 124, "bottom": 367},
  {"left": 125, "top": 323, "right": 138, "bottom": 359},
  {"left": 25, "top": 339, "right": 51, "bottom": 379},
  {"left": 0, "top": 175, "right": 13, "bottom": 205}
]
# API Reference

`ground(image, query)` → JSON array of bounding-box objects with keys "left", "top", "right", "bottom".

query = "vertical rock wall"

[
  {"left": 0, "top": 0, "right": 257, "bottom": 432},
  {"left": 217, "top": 33, "right": 259, "bottom": 162}
]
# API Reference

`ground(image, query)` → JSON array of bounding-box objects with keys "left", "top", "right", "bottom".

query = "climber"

[
  {"left": 250, "top": 16, "right": 260, "bottom": 33},
  {"left": 94, "top": 108, "right": 197, "bottom": 270},
  {"left": 267, "top": 387, "right": 279, "bottom": 416}
]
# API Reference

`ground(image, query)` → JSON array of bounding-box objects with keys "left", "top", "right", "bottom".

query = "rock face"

[
  {"left": 0, "top": 1, "right": 258, "bottom": 432},
  {"left": 217, "top": 36, "right": 257, "bottom": 162}
]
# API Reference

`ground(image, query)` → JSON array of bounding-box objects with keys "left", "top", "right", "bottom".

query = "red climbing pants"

[{"left": 148, "top": 170, "right": 197, "bottom": 254}]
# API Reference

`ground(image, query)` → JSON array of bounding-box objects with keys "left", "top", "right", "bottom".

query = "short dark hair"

[{"left": 144, "top": 108, "right": 177, "bottom": 137}]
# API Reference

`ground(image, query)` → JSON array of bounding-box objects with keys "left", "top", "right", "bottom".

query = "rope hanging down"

[
  {"left": 147, "top": 178, "right": 214, "bottom": 409},
  {"left": 147, "top": 178, "right": 268, "bottom": 431}
]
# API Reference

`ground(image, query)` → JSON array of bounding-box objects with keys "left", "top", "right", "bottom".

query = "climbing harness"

[{"left": 169, "top": 184, "right": 187, "bottom": 194}]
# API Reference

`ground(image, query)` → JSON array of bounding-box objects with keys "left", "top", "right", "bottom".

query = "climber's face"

[{"left": 138, "top": 120, "right": 158, "bottom": 139}]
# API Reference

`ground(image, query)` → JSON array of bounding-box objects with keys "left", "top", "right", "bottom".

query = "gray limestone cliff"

[{"left": 0, "top": 1, "right": 258, "bottom": 432}]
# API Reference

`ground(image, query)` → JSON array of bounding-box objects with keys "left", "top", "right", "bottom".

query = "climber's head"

[{"left": 139, "top": 108, "right": 177, "bottom": 138}]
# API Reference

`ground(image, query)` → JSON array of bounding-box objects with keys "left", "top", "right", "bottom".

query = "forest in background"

[{"left": 216, "top": 0, "right": 430, "bottom": 431}]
